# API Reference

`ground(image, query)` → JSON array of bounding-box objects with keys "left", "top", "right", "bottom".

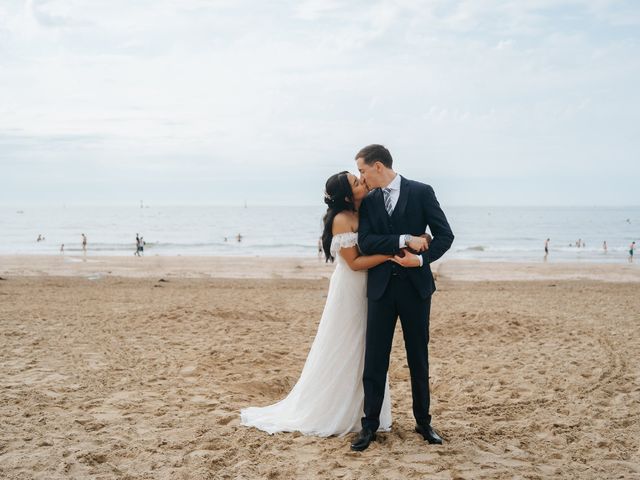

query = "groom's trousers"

[{"left": 362, "top": 272, "right": 432, "bottom": 431}]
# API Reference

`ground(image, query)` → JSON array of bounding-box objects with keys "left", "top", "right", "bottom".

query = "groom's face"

[{"left": 356, "top": 157, "right": 382, "bottom": 190}]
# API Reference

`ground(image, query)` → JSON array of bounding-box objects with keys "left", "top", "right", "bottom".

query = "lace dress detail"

[
  {"left": 330, "top": 232, "right": 358, "bottom": 257},
  {"left": 240, "top": 230, "right": 392, "bottom": 437}
]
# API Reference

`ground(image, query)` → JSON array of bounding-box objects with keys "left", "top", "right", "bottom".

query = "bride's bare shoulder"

[{"left": 332, "top": 211, "right": 357, "bottom": 235}]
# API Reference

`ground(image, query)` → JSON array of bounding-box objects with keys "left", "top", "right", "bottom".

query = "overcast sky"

[{"left": 1, "top": 0, "right": 639, "bottom": 206}]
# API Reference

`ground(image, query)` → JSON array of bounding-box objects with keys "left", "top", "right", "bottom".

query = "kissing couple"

[{"left": 241, "top": 144, "right": 454, "bottom": 451}]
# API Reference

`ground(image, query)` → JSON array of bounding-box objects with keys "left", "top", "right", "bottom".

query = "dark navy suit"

[{"left": 358, "top": 176, "right": 454, "bottom": 430}]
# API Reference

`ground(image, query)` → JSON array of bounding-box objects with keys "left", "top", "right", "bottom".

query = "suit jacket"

[{"left": 358, "top": 176, "right": 454, "bottom": 300}]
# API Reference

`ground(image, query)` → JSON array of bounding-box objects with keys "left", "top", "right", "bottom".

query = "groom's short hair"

[{"left": 355, "top": 144, "right": 393, "bottom": 168}]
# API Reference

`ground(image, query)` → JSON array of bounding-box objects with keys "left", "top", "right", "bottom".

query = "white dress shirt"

[
  {"left": 382, "top": 172, "right": 402, "bottom": 211},
  {"left": 381, "top": 174, "right": 424, "bottom": 266}
]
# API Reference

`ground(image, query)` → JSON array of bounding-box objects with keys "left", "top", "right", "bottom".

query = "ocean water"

[{"left": 0, "top": 205, "right": 638, "bottom": 263}]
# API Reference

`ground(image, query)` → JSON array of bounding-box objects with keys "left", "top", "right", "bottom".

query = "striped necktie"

[{"left": 382, "top": 187, "right": 393, "bottom": 216}]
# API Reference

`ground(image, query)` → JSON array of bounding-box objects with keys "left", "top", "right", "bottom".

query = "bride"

[{"left": 240, "top": 170, "right": 394, "bottom": 437}]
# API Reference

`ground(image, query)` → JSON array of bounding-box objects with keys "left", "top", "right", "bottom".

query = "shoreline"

[{"left": 1, "top": 255, "right": 638, "bottom": 282}]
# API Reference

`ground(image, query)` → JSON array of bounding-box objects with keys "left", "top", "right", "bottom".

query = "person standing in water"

[
  {"left": 81, "top": 234, "right": 87, "bottom": 256},
  {"left": 544, "top": 238, "right": 550, "bottom": 261},
  {"left": 603, "top": 241, "right": 608, "bottom": 253},
  {"left": 630, "top": 241, "right": 636, "bottom": 263}
]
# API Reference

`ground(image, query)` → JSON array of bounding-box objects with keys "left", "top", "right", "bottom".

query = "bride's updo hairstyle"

[{"left": 321, "top": 171, "right": 356, "bottom": 263}]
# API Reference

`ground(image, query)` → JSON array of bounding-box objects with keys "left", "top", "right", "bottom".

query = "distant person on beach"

[
  {"left": 603, "top": 241, "right": 608, "bottom": 253},
  {"left": 630, "top": 242, "right": 636, "bottom": 263},
  {"left": 60, "top": 244, "right": 64, "bottom": 254},
  {"left": 236, "top": 233, "right": 242, "bottom": 243},
  {"left": 544, "top": 238, "right": 550, "bottom": 260},
  {"left": 37, "top": 234, "right": 42, "bottom": 242},
  {"left": 81, "top": 234, "right": 87, "bottom": 254},
  {"left": 139, "top": 236, "right": 145, "bottom": 255},
  {"left": 135, "top": 234, "right": 142, "bottom": 256},
  {"left": 241, "top": 145, "right": 454, "bottom": 451}
]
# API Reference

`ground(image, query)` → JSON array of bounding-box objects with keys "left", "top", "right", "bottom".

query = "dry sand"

[{"left": 0, "top": 257, "right": 639, "bottom": 479}]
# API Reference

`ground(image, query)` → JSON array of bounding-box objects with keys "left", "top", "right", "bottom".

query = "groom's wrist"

[{"left": 399, "top": 234, "right": 411, "bottom": 248}]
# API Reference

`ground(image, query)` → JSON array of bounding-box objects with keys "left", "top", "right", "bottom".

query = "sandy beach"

[
  {"left": 1, "top": 257, "right": 639, "bottom": 479},
  {"left": 2, "top": 255, "right": 640, "bottom": 282}
]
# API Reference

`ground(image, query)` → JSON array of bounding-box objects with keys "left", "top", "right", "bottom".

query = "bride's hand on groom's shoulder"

[{"left": 391, "top": 250, "right": 422, "bottom": 267}]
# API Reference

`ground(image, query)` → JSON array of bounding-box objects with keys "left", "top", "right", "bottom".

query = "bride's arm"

[
  {"left": 333, "top": 213, "right": 391, "bottom": 271},
  {"left": 339, "top": 246, "right": 391, "bottom": 271}
]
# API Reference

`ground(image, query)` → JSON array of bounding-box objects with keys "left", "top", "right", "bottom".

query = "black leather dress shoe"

[
  {"left": 350, "top": 428, "right": 377, "bottom": 451},
  {"left": 415, "top": 424, "right": 443, "bottom": 444}
]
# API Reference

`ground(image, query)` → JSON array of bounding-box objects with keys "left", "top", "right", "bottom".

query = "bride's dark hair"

[{"left": 321, "top": 171, "right": 356, "bottom": 262}]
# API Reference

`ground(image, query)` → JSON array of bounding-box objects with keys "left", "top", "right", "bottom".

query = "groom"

[{"left": 351, "top": 144, "right": 454, "bottom": 451}]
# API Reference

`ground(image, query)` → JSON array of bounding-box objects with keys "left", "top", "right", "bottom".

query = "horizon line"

[{"left": 1, "top": 203, "right": 640, "bottom": 209}]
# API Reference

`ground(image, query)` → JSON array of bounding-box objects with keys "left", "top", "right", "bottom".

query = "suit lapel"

[
  {"left": 376, "top": 188, "right": 387, "bottom": 218},
  {"left": 392, "top": 176, "right": 409, "bottom": 221},
  {"left": 371, "top": 188, "right": 390, "bottom": 232}
]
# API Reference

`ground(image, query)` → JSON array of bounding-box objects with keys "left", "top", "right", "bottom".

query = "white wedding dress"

[{"left": 240, "top": 232, "right": 392, "bottom": 437}]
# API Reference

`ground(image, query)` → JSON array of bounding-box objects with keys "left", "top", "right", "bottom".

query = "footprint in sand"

[
  {"left": 180, "top": 365, "right": 198, "bottom": 376},
  {"left": 190, "top": 395, "right": 218, "bottom": 407},
  {"left": 78, "top": 451, "right": 108, "bottom": 466},
  {"left": 217, "top": 415, "right": 236, "bottom": 426}
]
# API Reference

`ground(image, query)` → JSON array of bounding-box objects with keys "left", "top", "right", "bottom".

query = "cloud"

[
  {"left": 27, "top": 0, "right": 88, "bottom": 28},
  {"left": 294, "top": 0, "right": 344, "bottom": 21},
  {"left": 0, "top": 0, "right": 639, "bottom": 205}
]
